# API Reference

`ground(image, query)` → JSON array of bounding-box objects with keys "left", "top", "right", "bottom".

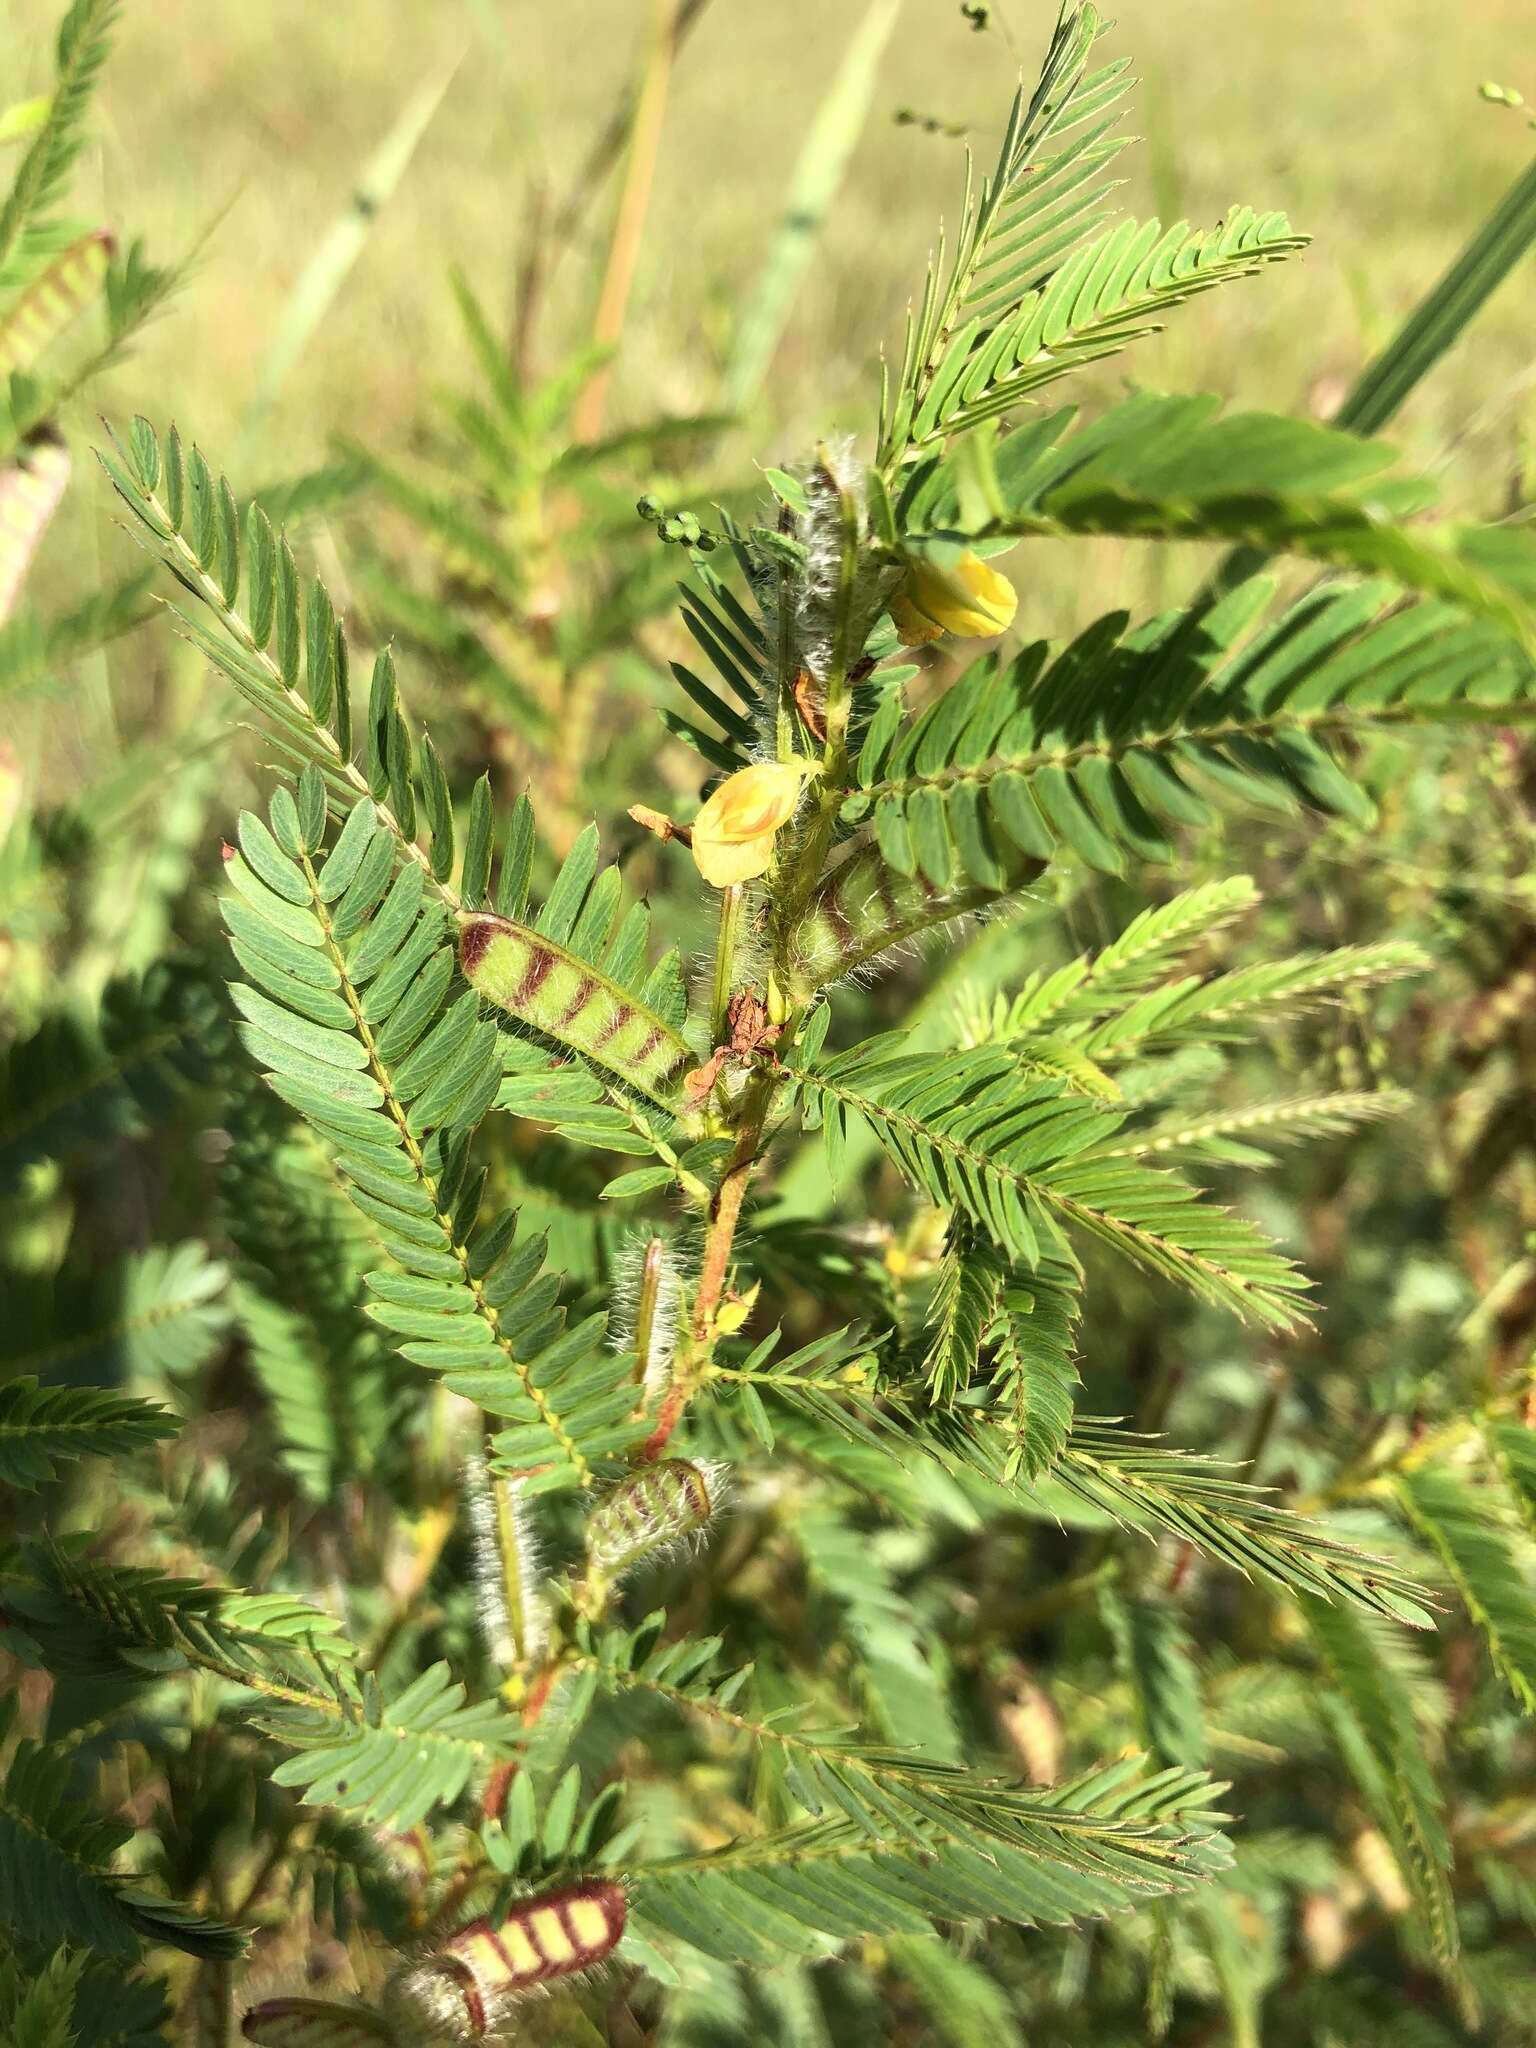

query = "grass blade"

[
  {"left": 1338, "top": 152, "right": 1536, "bottom": 436},
  {"left": 724, "top": 0, "right": 901, "bottom": 409}
]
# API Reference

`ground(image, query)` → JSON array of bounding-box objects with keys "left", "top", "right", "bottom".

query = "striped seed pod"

[
  {"left": 784, "top": 839, "right": 1046, "bottom": 998},
  {"left": 460, "top": 916, "right": 691, "bottom": 1103},
  {"left": 383, "top": 1881, "right": 628, "bottom": 2041},
  {"left": 0, "top": 428, "right": 71, "bottom": 627},
  {"left": 240, "top": 1998, "right": 394, "bottom": 2046},
  {"left": 0, "top": 228, "right": 114, "bottom": 382},
  {"left": 585, "top": 1459, "right": 715, "bottom": 1580}
]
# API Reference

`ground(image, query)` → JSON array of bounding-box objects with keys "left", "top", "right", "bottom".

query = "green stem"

[
  {"left": 709, "top": 882, "right": 746, "bottom": 1046},
  {"left": 191, "top": 1960, "right": 234, "bottom": 2048},
  {"left": 1239, "top": 1364, "right": 1289, "bottom": 1478}
]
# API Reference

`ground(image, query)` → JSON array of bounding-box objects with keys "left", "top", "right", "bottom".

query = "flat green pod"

[{"left": 461, "top": 915, "right": 694, "bottom": 1108}]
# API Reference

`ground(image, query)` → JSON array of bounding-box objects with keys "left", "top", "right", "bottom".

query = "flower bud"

[
  {"left": 714, "top": 1279, "right": 760, "bottom": 1337},
  {"left": 891, "top": 550, "right": 1017, "bottom": 642},
  {"left": 689, "top": 760, "right": 812, "bottom": 887}
]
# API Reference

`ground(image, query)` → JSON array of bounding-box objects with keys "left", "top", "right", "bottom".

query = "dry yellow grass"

[{"left": 2, "top": 0, "right": 1528, "bottom": 484}]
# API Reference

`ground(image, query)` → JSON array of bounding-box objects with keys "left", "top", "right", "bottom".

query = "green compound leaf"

[
  {"left": 785, "top": 1035, "right": 1310, "bottom": 1330},
  {"left": 0, "top": 1379, "right": 177, "bottom": 1489},
  {"left": 1396, "top": 1458, "right": 1536, "bottom": 1714},
  {"left": 0, "top": 1704, "right": 246, "bottom": 1962},
  {"left": 910, "top": 397, "right": 1536, "bottom": 650},
  {"left": 854, "top": 571, "right": 1536, "bottom": 886},
  {"left": 221, "top": 791, "right": 647, "bottom": 1492},
  {"left": 259, "top": 1662, "right": 519, "bottom": 1832},
  {"left": 98, "top": 426, "right": 699, "bottom": 1113}
]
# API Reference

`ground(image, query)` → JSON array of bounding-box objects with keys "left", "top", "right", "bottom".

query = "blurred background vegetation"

[
  {"left": 7, "top": 0, "right": 1534, "bottom": 931},
  {"left": 7, "top": 0, "right": 1534, "bottom": 838},
  {"left": 9, "top": 0, "right": 1533, "bottom": 471},
  {"left": 7, "top": 0, "right": 1536, "bottom": 2039}
]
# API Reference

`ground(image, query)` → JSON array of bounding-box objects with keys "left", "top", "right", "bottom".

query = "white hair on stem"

[
  {"left": 609, "top": 1231, "right": 686, "bottom": 1408},
  {"left": 465, "top": 1449, "right": 548, "bottom": 1671}
]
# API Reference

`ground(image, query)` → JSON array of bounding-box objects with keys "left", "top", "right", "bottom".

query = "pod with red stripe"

[
  {"left": 383, "top": 1879, "right": 627, "bottom": 2040},
  {"left": 784, "top": 838, "right": 1047, "bottom": 999},
  {"left": 460, "top": 915, "right": 693, "bottom": 1108}
]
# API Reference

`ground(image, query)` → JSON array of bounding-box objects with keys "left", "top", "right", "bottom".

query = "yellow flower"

[
  {"left": 891, "top": 550, "right": 1017, "bottom": 643},
  {"left": 690, "top": 760, "right": 812, "bottom": 887}
]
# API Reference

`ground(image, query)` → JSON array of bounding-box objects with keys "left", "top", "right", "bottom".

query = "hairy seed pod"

[
  {"left": 466, "top": 1452, "right": 547, "bottom": 1672},
  {"left": 383, "top": 1881, "right": 628, "bottom": 2040},
  {"left": 460, "top": 915, "right": 692, "bottom": 1103},
  {"left": 240, "top": 1998, "right": 394, "bottom": 2046},
  {"left": 614, "top": 1233, "right": 680, "bottom": 1408},
  {"left": 585, "top": 1460, "right": 715, "bottom": 1579},
  {"left": 784, "top": 840, "right": 1046, "bottom": 998},
  {"left": 379, "top": 1966, "right": 471, "bottom": 2047}
]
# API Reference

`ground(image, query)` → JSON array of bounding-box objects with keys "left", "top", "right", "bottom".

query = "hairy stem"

[
  {"left": 690, "top": 1118, "right": 763, "bottom": 1344},
  {"left": 709, "top": 882, "right": 746, "bottom": 1047},
  {"left": 642, "top": 1070, "right": 777, "bottom": 1461}
]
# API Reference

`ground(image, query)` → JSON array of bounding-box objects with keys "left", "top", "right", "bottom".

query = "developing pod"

[
  {"left": 383, "top": 1880, "right": 628, "bottom": 2041},
  {"left": 585, "top": 1459, "right": 714, "bottom": 1580},
  {"left": 785, "top": 840, "right": 1046, "bottom": 998},
  {"left": 460, "top": 915, "right": 691, "bottom": 1103},
  {"left": 240, "top": 1998, "right": 394, "bottom": 2045}
]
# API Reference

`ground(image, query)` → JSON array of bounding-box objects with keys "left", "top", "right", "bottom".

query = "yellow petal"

[
  {"left": 693, "top": 828, "right": 779, "bottom": 886},
  {"left": 900, "top": 551, "right": 1017, "bottom": 639},
  {"left": 690, "top": 760, "right": 811, "bottom": 888},
  {"left": 888, "top": 588, "right": 944, "bottom": 647}
]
